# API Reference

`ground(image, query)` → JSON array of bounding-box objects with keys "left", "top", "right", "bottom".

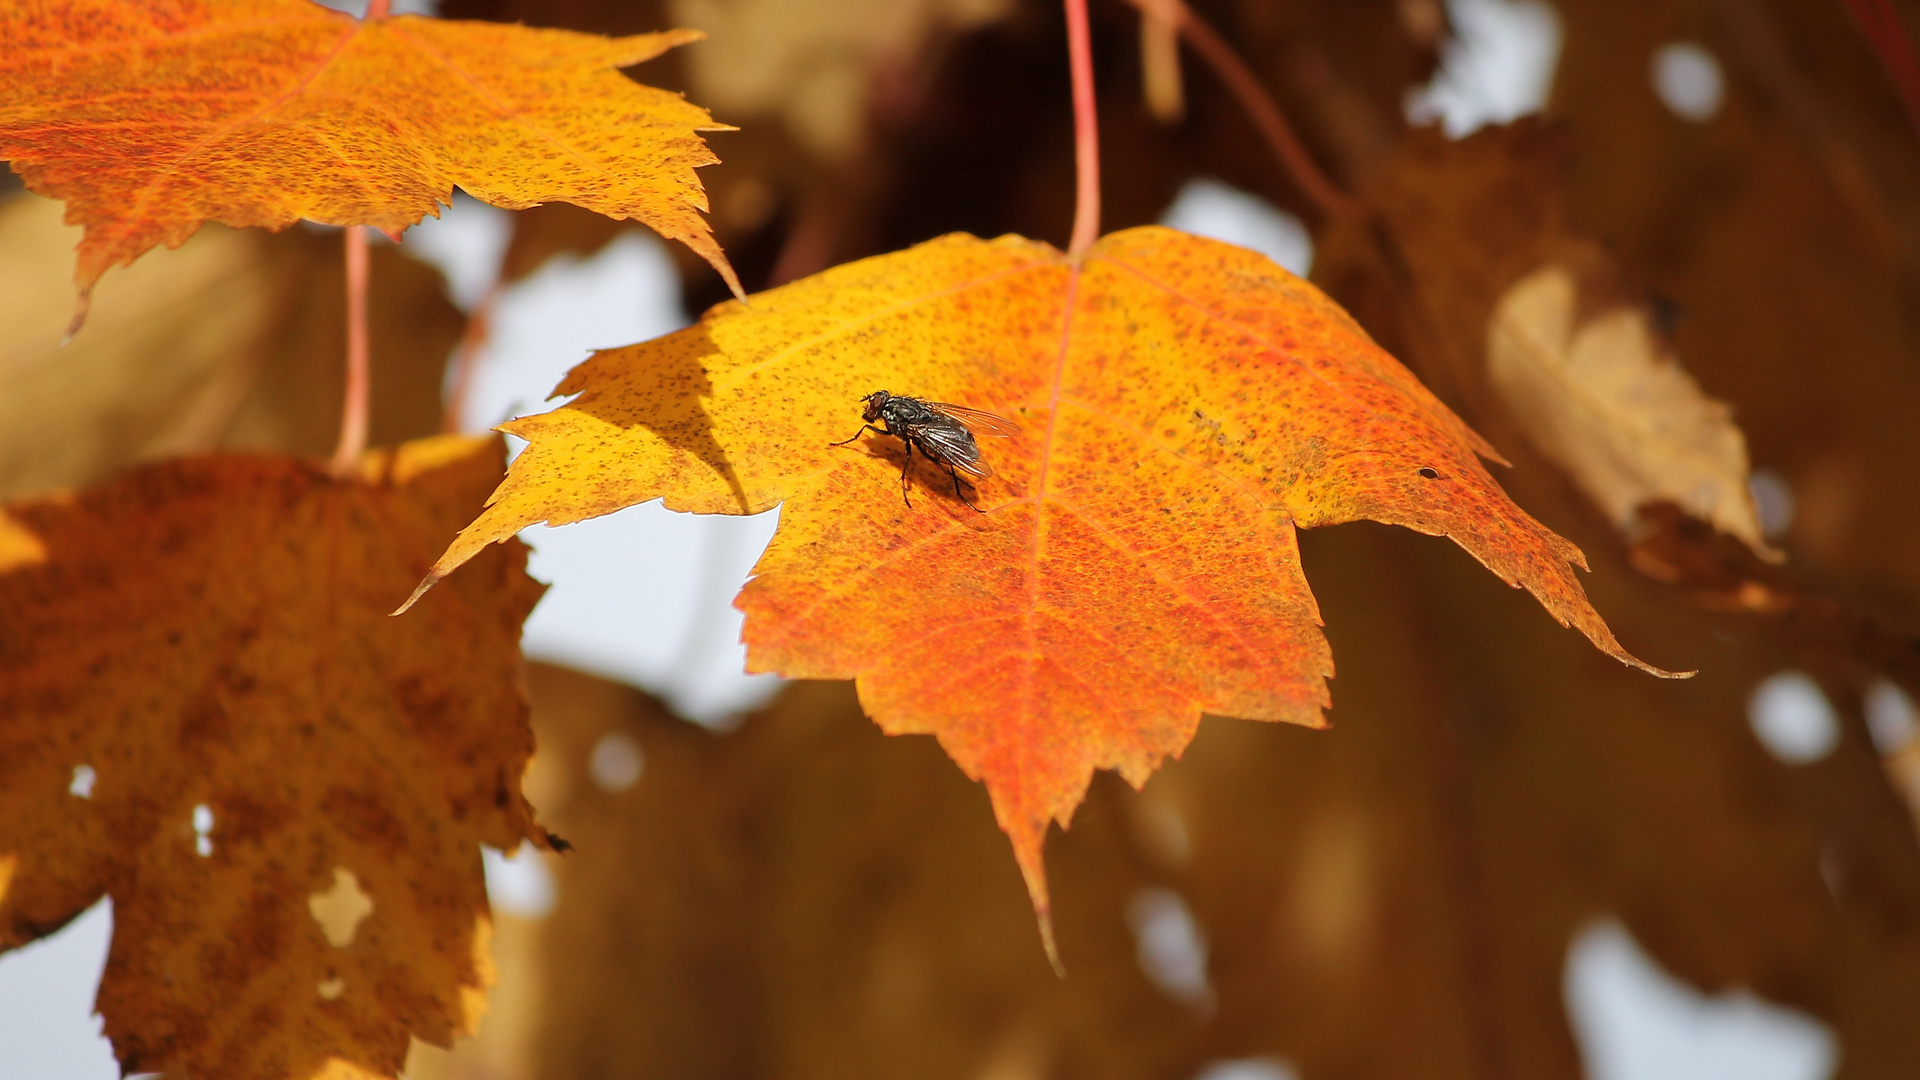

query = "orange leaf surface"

[
  {"left": 0, "top": 435, "right": 547, "bottom": 1080},
  {"left": 0, "top": 0, "right": 741, "bottom": 308},
  {"left": 406, "top": 227, "right": 1681, "bottom": 943}
]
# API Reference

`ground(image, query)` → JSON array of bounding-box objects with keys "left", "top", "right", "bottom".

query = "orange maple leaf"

[
  {"left": 0, "top": 0, "right": 741, "bottom": 314},
  {"left": 0, "top": 435, "right": 547, "bottom": 1080},
  {"left": 403, "top": 228, "right": 1684, "bottom": 954}
]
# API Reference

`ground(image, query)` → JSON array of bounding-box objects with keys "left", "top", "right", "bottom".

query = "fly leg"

[
  {"left": 898, "top": 439, "right": 915, "bottom": 508},
  {"left": 828, "top": 423, "right": 888, "bottom": 448},
  {"left": 947, "top": 463, "right": 984, "bottom": 512},
  {"left": 830, "top": 422, "right": 917, "bottom": 508}
]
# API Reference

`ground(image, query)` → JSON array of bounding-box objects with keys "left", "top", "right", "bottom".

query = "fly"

[{"left": 830, "top": 390, "right": 1019, "bottom": 511}]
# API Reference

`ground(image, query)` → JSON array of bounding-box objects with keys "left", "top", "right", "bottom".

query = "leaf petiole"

[
  {"left": 328, "top": 226, "right": 372, "bottom": 477},
  {"left": 1064, "top": 0, "right": 1101, "bottom": 258}
]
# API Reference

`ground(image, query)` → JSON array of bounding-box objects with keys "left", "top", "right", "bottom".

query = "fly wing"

[
  {"left": 916, "top": 423, "right": 994, "bottom": 479},
  {"left": 926, "top": 402, "right": 1020, "bottom": 438}
]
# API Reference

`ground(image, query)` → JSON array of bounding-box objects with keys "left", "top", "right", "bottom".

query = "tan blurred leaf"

[
  {"left": 670, "top": 0, "right": 1012, "bottom": 159},
  {"left": 1138, "top": 3, "right": 1185, "bottom": 124},
  {"left": 0, "top": 193, "right": 465, "bottom": 499},
  {"left": 1488, "top": 263, "right": 1773, "bottom": 557},
  {"left": 0, "top": 194, "right": 274, "bottom": 499},
  {"left": 1547, "top": 0, "right": 1920, "bottom": 599},
  {"left": 0, "top": 435, "right": 547, "bottom": 1080}
]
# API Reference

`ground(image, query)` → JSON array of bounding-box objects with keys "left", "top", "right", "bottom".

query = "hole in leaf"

[
  {"left": 397, "top": 191, "right": 510, "bottom": 312},
  {"left": 1749, "top": 469, "right": 1795, "bottom": 540},
  {"left": 589, "top": 731, "right": 644, "bottom": 792},
  {"left": 1418, "top": 467, "right": 1441, "bottom": 480},
  {"left": 1160, "top": 178, "right": 1314, "bottom": 276},
  {"left": 1651, "top": 41, "right": 1725, "bottom": 122},
  {"left": 68, "top": 765, "right": 95, "bottom": 798},
  {"left": 1748, "top": 671, "right": 1839, "bottom": 765},
  {"left": 308, "top": 868, "right": 374, "bottom": 948},
  {"left": 483, "top": 844, "right": 558, "bottom": 919},
  {"left": 0, "top": 896, "right": 116, "bottom": 1075},
  {"left": 1126, "top": 887, "right": 1213, "bottom": 1011},
  {"left": 1865, "top": 679, "right": 1918, "bottom": 756},
  {"left": 1565, "top": 917, "right": 1836, "bottom": 1078},
  {"left": 317, "top": 977, "right": 345, "bottom": 1000},
  {"left": 191, "top": 804, "right": 213, "bottom": 857},
  {"left": 1192, "top": 1059, "right": 1299, "bottom": 1080},
  {"left": 1404, "top": 0, "right": 1564, "bottom": 138}
]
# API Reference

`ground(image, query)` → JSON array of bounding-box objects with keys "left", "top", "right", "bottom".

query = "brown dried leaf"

[
  {"left": 0, "top": 435, "right": 546, "bottom": 1080},
  {"left": 1487, "top": 263, "right": 1773, "bottom": 557}
]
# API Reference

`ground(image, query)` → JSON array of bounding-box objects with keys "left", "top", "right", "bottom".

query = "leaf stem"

[
  {"left": 329, "top": 226, "right": 372, "bottom": 477},
  {"left": 1064, "top": 0, "right": 1101, "bottom": 258},
  {"left": 1836, "top": 0, "right": 1920, "bottom": 140},
  {"left": 330, "top": 0, "right": 387, "bottom": 470},
  {"left": 441, "top": 283, "right": 498, "bottom": 433},
  {"left": 1122, "top": 0, "right": 1357, "bottom": 219}
]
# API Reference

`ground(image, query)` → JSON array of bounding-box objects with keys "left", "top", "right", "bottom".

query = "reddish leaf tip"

[
  {"left": 1008, "top": 816, "right": 1063, "bottom": 974},
  {"left": 1037, "top": 907, "right": 1064, "bottom": 979},
  {"left": 60, "top": 290, "right": 92, "bottom": 345}
]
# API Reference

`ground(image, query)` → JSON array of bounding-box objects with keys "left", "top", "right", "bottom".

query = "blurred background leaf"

[
  {"left": 10, "top": 0, "right": 1920, "bottom": 1076},
  {"left": 0, "top": 196, "right": 463, "bottom": 499}
]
